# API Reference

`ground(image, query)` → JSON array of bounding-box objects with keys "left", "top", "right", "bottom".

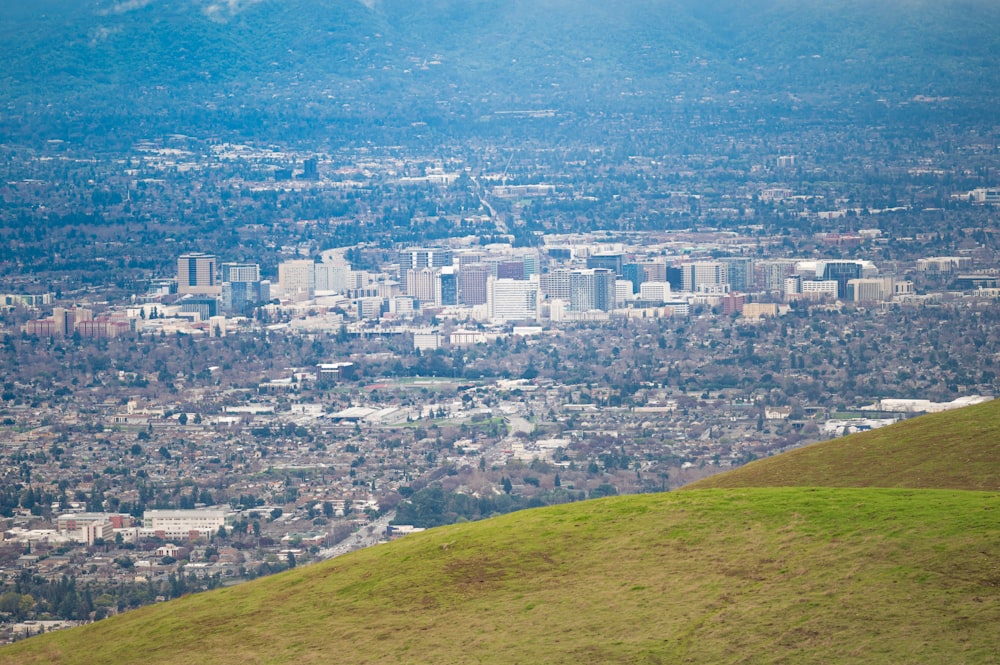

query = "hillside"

[
  {"left": 2, "top": 401, "right": 999, "bottom": 664},
  {"left": 685, "top": 398, "right": 1000, "bottom": 492},
  {"left": 2, "top": 0, "right": 1000, "bottom": 143},
  {"left": 2, "top": 488, "right": 998, "bottom": 664}
]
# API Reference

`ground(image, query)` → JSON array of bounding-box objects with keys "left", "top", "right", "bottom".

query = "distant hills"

[
  {"left": 2, "top": 0, "right": 1000, "bottom": 142},
  {"left": 3, "top": 398, "right": 997, "bottom": 664}
]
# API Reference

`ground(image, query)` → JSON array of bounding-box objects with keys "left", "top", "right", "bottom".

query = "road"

[{"left": 315, "top": 510, "right": 396, "bottom": 561}]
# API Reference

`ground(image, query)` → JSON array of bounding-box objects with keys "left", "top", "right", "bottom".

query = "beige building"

[
  {"left": 142, "top": 509, "right": 227, "bottom": 540},
  {"left": 177, "top": 253, "right": 221, "bottom": 296},
  {"left": 278, "top": 260, "right": 316, "bottom": 302}
]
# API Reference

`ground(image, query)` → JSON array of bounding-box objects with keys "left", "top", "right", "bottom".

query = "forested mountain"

[{"left": 2, "top": 0, "right": 999, "bottom": 144}]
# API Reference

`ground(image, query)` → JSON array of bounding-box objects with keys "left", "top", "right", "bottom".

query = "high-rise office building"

[
  {"left": 439, "top": 268, "right": 458, "bottom": 306},
  {"left": 622, "top": 264, "right": 644, "bottom": 294},
  {"left": 315, "top": 263, "right": 349, "bottom": 293},
  {"left": 719, "top": 257, "right": 753, "bottom": 292},
  {"left": 222, "top": 281, "right": 270, "bottom": 315},
  {"left": 488, "top": 276, "right": 539, "bottom": 321},
  {"left": 459, "top": 265, "right": 490, "bottom": 306},
  {"left": 278, "top": 260, "right": 316, "bottom": 302},
  {"left": 639, "top": 282, "right": 672, "bottom": 302},
  {"left": 219, "top": 263, "right": 267, "bottom": 314},
  {"left": 177, "top": 253, "right": 220, "bottom": 296},
  {"left": 587, "top": 254, "right": 624, "bottom": 276},
  {"left": 497, "top": 260, "right": 525, "bottom": 280},
  {"left": 821, "top": 261, "right": 864, "bottom": 299},
  {"left": 301, "top": 157, "right": 319, "bottom": 180},
  {"left": 521, "top": 253, "right": 538, "bottom": 279},
  {"left": 847, "top": 277, "right": 895, "bottom": 302}
]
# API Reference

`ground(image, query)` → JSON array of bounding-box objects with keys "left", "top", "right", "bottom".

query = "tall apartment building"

[
  {"left": 398, "top": 248, "right": 453, "bottom": 292},
  {"left": 220, "top": 263, "right": 260, "bottom": 283},
  {"left": 755, "top": 260, "right": 798, "bottom": 292},
  {"left": 680, "top": 262, "right": 728, "bottom": 292},
  {"left": 570, "top": 269, "right": 616, "bottom": 312},
  {"left": 539, "top": 268, "right": 572, "bottom": 300},
  {"left": 177, "top": 253, "right": 221, "bottom": 296},
  {"left": 719, "top": 257, "right": 753, "bottom": 292},
  {"left": 405, "top": 267, "right": 438, "bottom": 305},
  {"left": 615, "top": 280, "right": 634, "bottom": 307}
]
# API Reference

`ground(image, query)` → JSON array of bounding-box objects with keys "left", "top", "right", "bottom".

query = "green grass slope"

[
  {"left": 2, "top": 488, "right": 998, "bottom": 664},
  {"left": 686, "top": 398, "right": 1000, "bottom": 492},
  {"left": 4, "top": 400, "right": 999, "bottom": 664}
]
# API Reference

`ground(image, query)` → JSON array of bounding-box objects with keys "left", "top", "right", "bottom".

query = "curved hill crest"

[{"left": 685, "top": 397, "right": 1000, "bottom": 491}]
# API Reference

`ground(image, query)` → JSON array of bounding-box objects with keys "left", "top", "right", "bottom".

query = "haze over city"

[{"left": 0, "top": 0, "right": 998, "bottom": 658}]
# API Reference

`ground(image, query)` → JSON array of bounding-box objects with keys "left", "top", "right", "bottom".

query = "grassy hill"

[
  {"left": 686, "top": 398, "right": 1000, "bottom": 492},
  {"left": 3, "top": 489, "right": 998, "bottom": 664},
  {"left": 2, "top": 402, "right": 998, "bottom": 664}
]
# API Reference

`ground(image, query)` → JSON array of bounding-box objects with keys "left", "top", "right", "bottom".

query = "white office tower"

[
  {"left": 405, "top": 267, "right": 438, "bottom": 305},
  {"left": 784, "top": 275, "right": 802, "bottom": 296},
  {"left": 615, "top": 280, "right": 634, "bottom": 307},
  {"left": 315, "top": 263, "right": 349, "bottom": 293},
  {"left": 278, "top": 259, "right": 316, "bottom": 302},
  {"left": 640, "top": 281, "right": 672, "bottom": 302},
  {"left": 488, "top": 276, "right": 539, "bottom": 322},
  {"left": 847, "top": 277, "right": 896, "bottom": 302}
]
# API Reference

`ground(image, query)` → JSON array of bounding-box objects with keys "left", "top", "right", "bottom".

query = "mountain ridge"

[{"left": 3, "top": 0, "right": 1000, "bottom": 142}]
